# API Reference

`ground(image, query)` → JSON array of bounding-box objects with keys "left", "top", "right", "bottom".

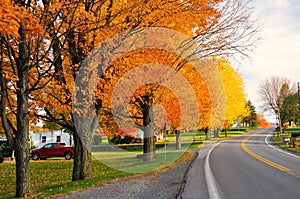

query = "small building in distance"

[{"left": 30, "top": 129, "right": 73, "bottom": 148}]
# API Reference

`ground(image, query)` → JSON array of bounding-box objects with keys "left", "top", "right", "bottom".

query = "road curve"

[{"left": 179, "top": 128, "right": 300, "bottom": 199}]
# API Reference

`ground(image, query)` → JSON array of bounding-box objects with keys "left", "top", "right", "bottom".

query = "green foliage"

[
  {"left": 109, "top": 135, "right": 135, "bottom": 145},
  {"left": 92, "top": 135, "right": 103, "bottom": 145},
  {"left": 282, "top": 93, "right": 300, "bottom": 124},
  {"left": 0, "top": 143, "right": 12, "bottom": 158},
  {"left": 0, "top": 148, "right": 3, "bottom": 163},
  {"left": 242, "top": 100, "right": 258, "bottom": 127},
  {"left": 284, "top": 127, "right": 300, "bottom": 131},
  {"left": 291, "top": 132, "right": 300, "bottom": 138}
]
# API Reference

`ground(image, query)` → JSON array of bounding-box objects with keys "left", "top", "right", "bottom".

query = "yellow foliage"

[{"left": 217, "top": 58, "right": 248, "bottom": 126}]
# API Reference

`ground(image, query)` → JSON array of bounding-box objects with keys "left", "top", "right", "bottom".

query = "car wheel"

[
  {"left": 32, "top": 153, "right": 40, "bottom": 160},
  {"left": 65, "top": 151, "right": 72, "bottom": 160}
]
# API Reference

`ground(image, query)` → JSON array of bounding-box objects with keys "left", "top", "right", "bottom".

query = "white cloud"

[
  {"left": 238, "top": 0, "right": 300, "bottom": 120},
  {"left": 268, "top": 0, "right": 290, "bottom": 8}
]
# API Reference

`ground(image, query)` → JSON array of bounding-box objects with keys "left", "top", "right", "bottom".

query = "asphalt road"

[{"left": 179, "top": 128, "right": 300, "bottom": 199}]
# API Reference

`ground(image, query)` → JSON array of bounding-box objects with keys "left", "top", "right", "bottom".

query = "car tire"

[
  {"left": 65, "top": 151, "right": 72, "bottom": 160},
  {"left": 32, "top": 153, "right": 40, "bottom": 160}
]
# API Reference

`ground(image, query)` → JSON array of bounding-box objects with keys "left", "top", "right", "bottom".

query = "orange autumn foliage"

[
  {"left": 0, "top": 0, "right": 44, "bottom": 38},
  {"left": 257, "top": 114, "right": 271, "bottom": 128},
  {"left": 98, "top": 48, "right": 212, "bottom": 135},
  {"left": 32, "top": 0, "right": 222, "bottom": 125}
]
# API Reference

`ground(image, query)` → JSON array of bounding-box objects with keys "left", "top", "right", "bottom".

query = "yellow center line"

[{"left": 241, "top": 134, "right": 291, "bottom": 172}]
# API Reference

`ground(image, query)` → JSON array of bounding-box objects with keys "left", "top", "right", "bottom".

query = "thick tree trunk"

[
  {"left": 15, "top": 132, "right": 30, "bottom": 198},
  {"left": 143, "top": 134, "right": 155, "bottom": 161},
  {"left": 72, "top": 99, "right": 100, "bottom": 181},
  {"left": 213, "top": 129, "right": 220, "bottom": 138},
  {"left": 14, "top": 81, "right": 31, "bottom": 197},
  {"left": 175, "top": 130, "right": 181, "bottom": 150},
  {"left": 205, "top": 127, "right": 210, "bottom": 140},
  {"left": 143, "top": 106, "right": 155, "bottom": 161},
  {"left": 72, "top": 131, "right": 92, "bottom": 181},
  {"left": 14, "top": 24, "right": 31, "bottom": 197}
]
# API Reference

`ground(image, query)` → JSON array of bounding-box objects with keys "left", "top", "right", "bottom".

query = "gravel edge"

[
  {"left": 55, "top": 151, "right": 199, "bottom": 199},
  {"left": 175, "top": 152, "right": 199, "bottom": 199}
]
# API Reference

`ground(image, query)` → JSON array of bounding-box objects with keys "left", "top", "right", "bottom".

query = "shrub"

[
  {"left": 0, "top": 153, "right": 3, "bottom": 163},
  {"left": 291, "top": 132, "right": 300, "bottom": 138},
  {"left": 93, "top": 135, "right": 103, "bottom": 145},
  {"left": 0, "top": 145, "right": 4, "bottom": 163},
  {"left": 0, "top": 143, "right": 12, "bottom": 157}
]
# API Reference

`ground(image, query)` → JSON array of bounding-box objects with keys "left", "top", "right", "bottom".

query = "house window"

[
  {"left": 42, "top": 136, "right": 46, "bottom": 143},
  {"left": 56, "top": 136, "right": 61, "bottom": 143}
]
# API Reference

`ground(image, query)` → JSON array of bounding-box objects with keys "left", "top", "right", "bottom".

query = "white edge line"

[
  {"left": 205, "top": 142, "right": 222, "bottom": 199},
  {"left": 265, "top": 132, "right": 300, "bottom": 159}
]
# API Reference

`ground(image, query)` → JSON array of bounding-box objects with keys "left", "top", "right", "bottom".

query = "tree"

[
  {"left": 100, "top": 49, "right": 212, "bottom": 160},
  {"left": 38, "top": 0, "right": 259, "bottom": 168},
  {"left": 217, "top": 58, "right": 248, "bottom": 137},
  {"left": 0, "top": 0, "right": 260, "bottom": 188},
  {"left": 282, "top": 93, "right": 300, "bottom": 125},
  {"left": 29, "top": 0, "right": 222, "bottom": 174},
  {"left": 242, "top": 100, "right": 258, "bottom": 127},
  {"left": 0, "top": 0, "right": 48, "bottom": 197},
  {"left": 258, "top": 76, "right": 295, "bottom": 133}
]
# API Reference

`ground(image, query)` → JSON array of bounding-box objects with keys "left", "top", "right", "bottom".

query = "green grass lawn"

[
  {"left": 284, "top": 127, "right": 300, "bottom": 131},
  {"left": 94, "top": 151, "right": 187, "bottom": 173},
  {"left": 0, "top": 151, "right": 195, "bottom": 199},
  {"left": 0, "top": 160, "right": 132, "bottom": 199}
]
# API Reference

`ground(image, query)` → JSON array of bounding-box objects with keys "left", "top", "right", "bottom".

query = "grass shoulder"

[{"left": 271, "top": 126, "right": 300, "bottom": 155}]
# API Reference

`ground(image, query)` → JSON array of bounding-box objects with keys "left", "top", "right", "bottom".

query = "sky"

[{"left": 238, "top": 0, "right": 300, "bottom": 122}]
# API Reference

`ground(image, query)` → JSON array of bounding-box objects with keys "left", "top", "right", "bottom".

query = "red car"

[{"left": 30, "top": 142, "right": 74, "bottom": 160}]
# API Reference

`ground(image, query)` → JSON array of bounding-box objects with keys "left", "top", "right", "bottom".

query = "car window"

[
  {"left": 52, "top": 143, "right": 58, "bottom": 148},
  {"left": 43, "top": 144, "right": 52, "bottom": 149}
]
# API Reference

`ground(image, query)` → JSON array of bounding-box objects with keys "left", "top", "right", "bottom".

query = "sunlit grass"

[
  {"left": 0, "top": 151, "right": 194, "bottom": 199},
  {"left": 0, "top": 160, "right": 131, "bottom": 199}
]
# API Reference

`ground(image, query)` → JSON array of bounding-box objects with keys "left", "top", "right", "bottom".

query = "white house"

[{"left": 30, "top": 129, "right": 73, "bottom": 148}]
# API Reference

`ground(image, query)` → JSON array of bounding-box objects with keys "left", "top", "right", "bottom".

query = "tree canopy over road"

[{"left": 0, "top": 0, "right": 260, "bottom": 197}]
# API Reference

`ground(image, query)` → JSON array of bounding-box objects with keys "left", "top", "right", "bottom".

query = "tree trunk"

[
  {"left": 15, "top": 102, "right": 30, "bottom": 197},
  {"left": 14, "top": 24, "right": 31, "bottom": 197},
  {"left": 143, "top": 106, "right": 155, "bottom": 161},
  {"left": 276, "top": 111, "right": 283, "bottom": 134},
  {"left": 14, "top": 75, "right": 31, "bottom": 197},
  {"left": 72, "top": 129, "right": 93, "bottom": 181},
  {"left": 15, "top": 132, "right": 30, "bottom": 198},
  {"left": 175, "top": 130, "right": 181, "bottom": 150},
  {"left": 72, "top": 99, "right": 100, "bottom": 181},
  {"left": 224, "top": 128, "right": 228, "bottom": 137},
  {"left": 213, "top": 129, "right": 220, "bottom": 138},
  {"left": 205, "top": 127, "right": 210, "bottom": 140}
]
